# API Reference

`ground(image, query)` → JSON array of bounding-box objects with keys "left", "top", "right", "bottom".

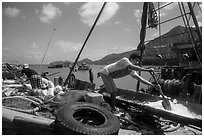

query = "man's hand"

[
  {"left": 97, "top": 72, "right": 101, "bottom": 78},
  {"left": 148, "top": 68, "right": 155, "bottom": 73},
  {"left": 153, "top": 84, "right": 161, "bottom": 90}
]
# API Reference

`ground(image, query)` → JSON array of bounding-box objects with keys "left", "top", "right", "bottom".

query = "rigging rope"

[
  {"left": 154, "top": 2, "right": 174, "bottom": 12},
  {"left": 197, "top": 2, "right": 202, "bottom": 12}
]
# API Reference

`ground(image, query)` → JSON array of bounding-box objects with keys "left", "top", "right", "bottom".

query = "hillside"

[
  {"left": 78, "top": 58, "right": 94, "bottom": 65},
  {"left": 144, "top": 25, "right": 200, "bottom": 56},
  {"left": 94, "top": 25, "right": 201, "bottom": 65},
  {"left": 143, "top": 25, "right": 201, "bottom": 65},
  {"left": 49, "top": 25, "right": 201, "bottom": 66},
  {"left": 49, "top": 60, "right": 73, "bottom": 67},
  {"left": 94, "top": 50, "right": 136, "bottom": 65}
]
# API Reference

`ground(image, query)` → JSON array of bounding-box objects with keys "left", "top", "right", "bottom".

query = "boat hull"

[
  {"left": 2, "top": 107, "right": 55, "bottom": 135},
  {"left": 101, "top": 88, "right": 202, "bottom": 128}
]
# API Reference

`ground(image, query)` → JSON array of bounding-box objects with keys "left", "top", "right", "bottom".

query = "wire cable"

[{"left": 41, "top": 27, "right": 56, "bottom": 66}]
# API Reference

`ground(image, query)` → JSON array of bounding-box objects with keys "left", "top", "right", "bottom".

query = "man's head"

[
  {"left": 23, "top": 64, "right": 29, "bottom": 69},
  {"left": 129, "top": 53, "right": 140, "bottom": 65}
]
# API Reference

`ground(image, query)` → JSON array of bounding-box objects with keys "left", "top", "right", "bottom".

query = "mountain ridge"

[{"left": 49, "top": 25, "right": 201, "bottom": 66}]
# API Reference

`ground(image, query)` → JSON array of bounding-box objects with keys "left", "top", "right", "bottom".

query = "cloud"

[
  {"left": 158, "top": 2, "right": 177, "bottom": 17},
  {"left": 196, "top": 3, "right": 202, "bottom": 21},
  {"left": 192, "top": 22, "right": 202, "bottom": 27},
  {"left": 3, "top": 47, "right": 44, "bottom": 64},
  {"left": 134, "top": 9, "right": 142, "bottom": 23},
  {"left": 134, "top": 2, "right": 178, "bottom": 23},
  {"left": 64, "top": 2, "right": 71, "bottom": 6},
  {"left": 30, "top": 42, "right": 39, "bottom": 49},
  {"left": 120, "top": 46, "right": 135, "bottom": 52},
  {"left": 35, "top": 9, "right": 39, "bottom": 14},
  {"left": 107, "top": 44, "right": 135, "bottom": 54},
  {"left": 113, "top": 45, "right": 135, "bottom": 53},
  {"left": 79, "top": 2, "right": 119, "bottom": 26},
  {"left": 84, "top": 44, "right": 135, "bottom": 61},
  {"left": 113, "top": 46, "right": 118, "bottom": 50},
  {"left": 55, "top": 40, "right": 82, "bottom": 52},
  {"left": 89, "top": 49, "right": 110, "bottom": 59},
  {"left": 39, "top": 3, "right": 62, "bottom": 23},
  {"left": 24, "top": 51, "right": 43, "bottom": 61},
  {"left": 22, "top": 14, "right": 26, "bottom": 20},
  {"left": 161, "top": 2, "right": 177, "bottom": 11},
  {"left": 198, "top": 22, "right": 202, "bottom": 27},
  {"left": 3, "top": 7, "right": 20, "bottom": 18},
  {"left": 123, "top": 28, "right": 132, "bottom": 32},
  {"left": 114, "top": 21, "right": 121, "bottom": 24},
  {"left": 151, "top": 32, "right": 159, "bottom": 39}
]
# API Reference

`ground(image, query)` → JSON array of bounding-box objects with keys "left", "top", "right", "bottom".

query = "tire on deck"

[{"left": 55, "top": 102, "right": 120, "bottom": 135}]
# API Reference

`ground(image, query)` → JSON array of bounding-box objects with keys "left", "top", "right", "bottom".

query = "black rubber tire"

[{"left": 55, "top": 102, "right": 120, "bottom": 135}]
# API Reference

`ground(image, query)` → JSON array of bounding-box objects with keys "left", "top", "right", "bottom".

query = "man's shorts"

[{"left": 100, "top": 73, "right": 117, "bottom": 93}]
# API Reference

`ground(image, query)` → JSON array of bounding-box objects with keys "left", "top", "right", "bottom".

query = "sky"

[{"left": 2, "top": 1, "right": 202, "bottom": 64}]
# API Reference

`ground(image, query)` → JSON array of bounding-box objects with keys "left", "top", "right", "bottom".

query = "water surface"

[{"left": 30, "top": 64, "right": 152, "bottom": 91}]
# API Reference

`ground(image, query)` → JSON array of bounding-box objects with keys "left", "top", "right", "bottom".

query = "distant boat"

[
  {"left": 48, "top": 64, "right": 63, "bottom": 68},
  {"left": 78, "top": 63, "right": 90, "bottom": 71},
  {"left": 74, "top": 65, "right": 78, "bottom": 72},
  {"left": 68, "top": 64, "right": 78, "bottom": 72}
]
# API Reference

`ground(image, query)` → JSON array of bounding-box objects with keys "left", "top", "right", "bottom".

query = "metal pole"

[
  {"left": 181, "top": 2, "right": 202, "bottom": 64},
  {"left": 41, "top": 27, "right": 56, "bottom": 65},
  {"left": 64, "top": 2, "right": 107, "bottom": 86},
  {"left": 187, "top": 2, "right": 202, "bottom": 43},
  {"left": 136, "top": 2, "right": 149, "bottom": 92}
]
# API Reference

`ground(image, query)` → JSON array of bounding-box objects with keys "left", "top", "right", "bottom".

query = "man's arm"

[
  {"left": 128, "top": 64, "right": 150, "bottom": 72},
  {"left": 131, "top": 72, "right": 154, "bottom": 87},
  {"left": 122, "top": 58, "right": 150, "bottom": 72}
]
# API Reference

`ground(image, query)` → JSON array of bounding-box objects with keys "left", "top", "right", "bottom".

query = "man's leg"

[
  {"left": 110, "top": 91, "right": 116, "bottom": 111},
  {"left": 100, "top": 73, "right": 117, "bottom": 111}
]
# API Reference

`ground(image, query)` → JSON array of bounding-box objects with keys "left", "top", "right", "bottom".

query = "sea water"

[{"left": 29, "top": 64, "right": 152, "bottom": 91}]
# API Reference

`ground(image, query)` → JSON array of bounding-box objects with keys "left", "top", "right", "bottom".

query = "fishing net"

[{"left": 2, "top": 96, "right": 40, "bottom": 114}]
